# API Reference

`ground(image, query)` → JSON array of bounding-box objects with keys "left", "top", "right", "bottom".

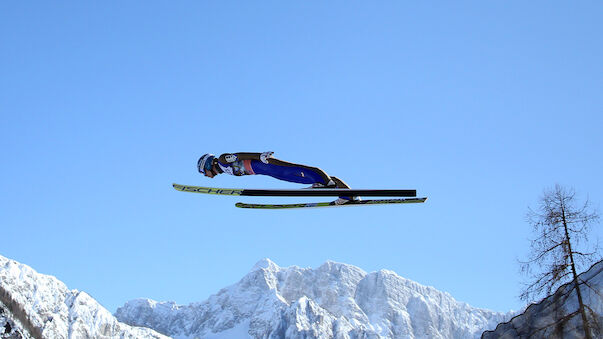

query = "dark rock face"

[{"left": 482, "top": 261, "right": 603, "bottom": 339}]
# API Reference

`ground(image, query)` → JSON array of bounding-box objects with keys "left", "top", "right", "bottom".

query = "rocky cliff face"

[
  {"left": 0, "top": 255, "right": 168, "bottom": 339},
  {"left": 116, "top": 259, "right": 511, "bottom": 339},
  {"left": 1, "top": 303, "right": 31, "bottom": 339},
  {"left": 482, "top": 261, "right": 603, "bottom": 339}
]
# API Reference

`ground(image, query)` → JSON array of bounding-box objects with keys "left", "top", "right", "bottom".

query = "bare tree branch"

[{"left": 519, "top": 184, "right": 601, "bottom": 339}]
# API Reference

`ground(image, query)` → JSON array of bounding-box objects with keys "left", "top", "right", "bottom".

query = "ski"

[
  {"left": 173, "top": 184, "right": 417, "bottom": 197},
  {"left": 235, "top": 197, "right": 427, "bottom": 209},
  {"left": 173, "top": 184, "right": 244, "bottom": 196}
]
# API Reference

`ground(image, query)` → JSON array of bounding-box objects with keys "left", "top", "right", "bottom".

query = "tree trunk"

[{"left": 561, "top": 203, "right": 592, "bottom": 339}]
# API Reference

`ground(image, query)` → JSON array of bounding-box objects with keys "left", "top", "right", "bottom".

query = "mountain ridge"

[
  {"left": 116, "top": 258, "right": 511, "bottom": 338},
  {"left": 0, "top": 253, "right": 517, "bottom": 339},
  {"left": 0, "top": 254, "right": 168, "bottom": 339}
]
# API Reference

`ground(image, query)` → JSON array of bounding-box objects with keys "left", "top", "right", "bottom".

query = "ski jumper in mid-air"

[{"left": 197, "top": 152, "right": 357, "bottom": 204}]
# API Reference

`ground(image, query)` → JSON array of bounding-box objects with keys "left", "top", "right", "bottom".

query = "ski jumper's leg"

[
  {"left": 249, "top": 158, "right": 335, "bottom": 185},
  {"left": 249, "top": 158, "right": 354, "bottom": 201}
]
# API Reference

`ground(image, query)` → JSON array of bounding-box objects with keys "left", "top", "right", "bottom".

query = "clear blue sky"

[{"left": 2, "top": 1, "right": 602, "bottom": 314}]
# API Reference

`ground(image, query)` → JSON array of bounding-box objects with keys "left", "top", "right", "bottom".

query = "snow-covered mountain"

[
  {"left": 116, "top": 259, "right": 511, "bottom": 339},
  {"left": 482, "top": 260, "right": 603, "bottom": 339},
  {"left": 0, "top": 254, "right": 168, "bottom": 339}
]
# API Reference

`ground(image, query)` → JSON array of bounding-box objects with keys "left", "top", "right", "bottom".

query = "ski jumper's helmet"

[{"left": 197, "top": 154, "right": 215, "bottom": 174}]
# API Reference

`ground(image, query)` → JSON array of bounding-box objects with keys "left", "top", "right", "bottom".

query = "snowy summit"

[
  {"left": 115, "top": 258, "right": 511, "bottom": 339},
  {"left": 0, "top": 254, "right": 167, "bottom": 339}
]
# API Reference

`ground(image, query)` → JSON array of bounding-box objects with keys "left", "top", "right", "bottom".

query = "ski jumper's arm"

[
  {"left": 218, "top": 153, "right": 264, "bottom": 163},
  {"left": 217, "top": 152, "right": 350, "bottom": 189}
]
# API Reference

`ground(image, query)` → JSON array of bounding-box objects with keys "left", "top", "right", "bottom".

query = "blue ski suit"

[{"left": 215, "top": 153, "right": 335, "bottom": 186}]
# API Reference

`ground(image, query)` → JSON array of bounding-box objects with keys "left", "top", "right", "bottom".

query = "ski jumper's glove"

[
  {"left": 223, "top": 154, "right": 238, "bottom": 163},
  {"left": 260, "top": 151, "right": 274, "bottom": 164}
]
